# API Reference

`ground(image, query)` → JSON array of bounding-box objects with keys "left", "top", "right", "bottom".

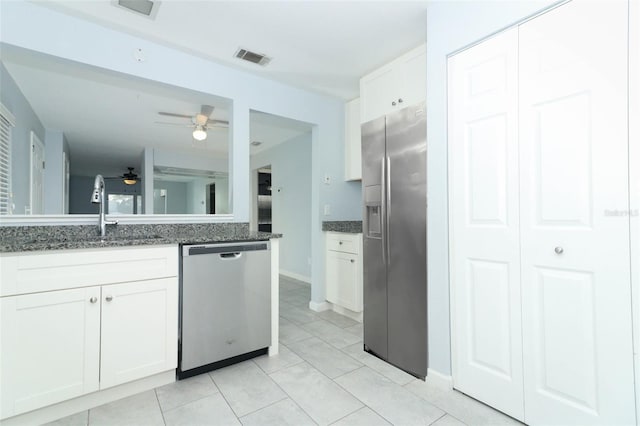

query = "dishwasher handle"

[
  {"left": 184, "top": 242, "right": 269, "bottom": 256},
  {"left": 220, "top": 252, "right": 242, "bottom": 259}
]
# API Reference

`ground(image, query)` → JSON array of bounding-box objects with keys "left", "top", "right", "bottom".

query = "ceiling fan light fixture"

[
  {"left": 193, "top": 125, "right": 207, "bottom": 141},
  {"left": 123, "top": 178, "right": 137, "bottom": 185}
]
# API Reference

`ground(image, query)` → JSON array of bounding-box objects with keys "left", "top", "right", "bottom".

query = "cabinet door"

[
  {"left": 99, "top": 278, "right": 178, "bottom": 389},
  {"left": 0, "top": 287, "right": 100, "bottom": 419},
  {"left": 326, "top": 250, "right": 361, "bottom": 312},
  {"left": 519, "top": 1, "right": 634, "bottom": 424},
  {"left": 360, "top": 64, "right": 397, "bottom": 123},
  {"left": 448, "top": 28, "right": 523, "bottom": 421},
  {"left": 398, "top": 45, "right": 426, "bottom": 108}
]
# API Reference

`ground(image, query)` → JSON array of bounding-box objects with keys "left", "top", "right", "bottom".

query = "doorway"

[{"left": 29, "top": 131, "right": 44, "bottom": 214}]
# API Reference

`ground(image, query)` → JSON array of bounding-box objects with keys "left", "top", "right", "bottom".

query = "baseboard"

[
  {"left": 279, "top": 270, "right": 311, "bottom": 284},
  {"left": 308, "top": 300, "right": 332, "bottom": 312},
  {"left": 0, "top": 370, "right": 175, "bottom": 426},
  {"left": 331, "top": 304, "right": 363, "bottom": 323},
  {"left": 426, "top": 368, "right": 453, "bottom": 389}
]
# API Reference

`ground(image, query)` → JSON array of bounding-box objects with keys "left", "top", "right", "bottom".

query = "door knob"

[
  {"left": 105, "top": 295, "right": 113, "bottom": 302},
  {"left": 89, "top": 297, "right": 98, "bottom": 304},
  {"left": 554, "top": 247, "right": 564, "bottom": 255},
  {"left": 350, "top": 259, "right": 355, "bottom": 263}
]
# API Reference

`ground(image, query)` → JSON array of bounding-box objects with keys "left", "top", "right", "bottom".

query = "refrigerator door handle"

[
  {"left": 381, "top": 157, "right": 387, "bottom": 266},
  {"left": 386, "top": 156, "right": 391, "bottom": 266}
]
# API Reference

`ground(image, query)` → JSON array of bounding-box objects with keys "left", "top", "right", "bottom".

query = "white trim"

[
  {"left": 308, "top": 300, "right": 331, "bottom": 312},
  {"left": 426, "top": 368, "right": 454, "bottom": 390},
  {"left": 279, "top": 269, "right": 311, "bottom": 284},
  {"left": 0, "top": 103, "right": 16, "bottom": 127},
  {"left": 0, "top": 214, "right": 235, "bottom": 226},
  {"left": 330, "top": 303, "right": 362, "bottom": 323},
  {"left": 0, "top": 370, "right": 174, "bottom": 426},
  {"left": 628, "top": 0, "right": 639, "bottom": 423}
]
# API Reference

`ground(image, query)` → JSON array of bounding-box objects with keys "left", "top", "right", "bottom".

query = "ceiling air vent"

[
  {"left": 115, "top": 0, "right": 159, "bottom": 18},
  {"left": 234, "top": 48, "right": 271, "bottom": 66}
]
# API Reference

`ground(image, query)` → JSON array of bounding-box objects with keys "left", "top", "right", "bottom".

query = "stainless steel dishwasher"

[{"left": 178, "top": 241, "right": 271, "bottom": 379}]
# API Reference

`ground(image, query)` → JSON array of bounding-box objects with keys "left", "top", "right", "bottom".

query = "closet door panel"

[
  {"left": 448, "top": 27, "right": 524, "bottom": 421},
  {"left": 519, "top": 1, "right": 635, "bottom": 424}
]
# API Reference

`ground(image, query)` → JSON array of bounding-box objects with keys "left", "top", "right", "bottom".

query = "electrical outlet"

[{"left": 323, "top": 204, "right": 331, "bottom": 215}]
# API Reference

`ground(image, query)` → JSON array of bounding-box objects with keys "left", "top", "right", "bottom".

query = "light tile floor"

[{"left": 47, "top": 276, "right": 522, "bottom": 426}]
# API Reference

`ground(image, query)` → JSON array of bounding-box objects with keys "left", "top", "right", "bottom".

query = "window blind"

[{"left": 0, "top": 112, "right": 13, "bottom": 215}]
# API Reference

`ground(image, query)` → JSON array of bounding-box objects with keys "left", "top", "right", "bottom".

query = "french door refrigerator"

[{"left": 361, "top": 101, "right": 427, "bottom": 379}]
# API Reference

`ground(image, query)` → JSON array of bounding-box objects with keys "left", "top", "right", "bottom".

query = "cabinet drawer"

[
  {"left": 326, "top": 233, "right": 360, "bottom": 255},
  {"left": 0, "top": 245, "right": 178, "bottom": 297}
]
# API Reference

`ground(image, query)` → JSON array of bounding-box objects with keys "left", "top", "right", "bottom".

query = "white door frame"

[
  {"left": 29, "top": 131, "right": 44, "bottom": 215},
  {"left": 629, "top": 0, "right": 640, "bottom": 420}
]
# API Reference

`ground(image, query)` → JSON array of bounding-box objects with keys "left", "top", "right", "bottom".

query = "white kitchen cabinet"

[
  {"left": 325, "top": 232, "right": 362, "bottom": 312},
  {"left": 100, "top": 278, "right": 178, "bottom": 389},
  {"left": 0, "top": 287, "right": 101, "bottom": 418},
  {"left": 0, "top": 246, "right": 178, "bottom": 420},
  {"left": 360, "top": 44, "right": 426, "bottom": 123},
  {"left": 344, "top": 97, "right": 362, "bottom": 181}
]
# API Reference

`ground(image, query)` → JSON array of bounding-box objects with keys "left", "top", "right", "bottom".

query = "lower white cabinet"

[
  {"left": 99, "top": 278, "right": 177, "bottom": 389},
  {"left": 325, "top": 232, "right": 362, "bottom": 312},
  {"left": 0, "top": 246, "right": 178, "bottom": 420},
  {"left": 0, "top": 287, "right": 101, "bottom": 417}
]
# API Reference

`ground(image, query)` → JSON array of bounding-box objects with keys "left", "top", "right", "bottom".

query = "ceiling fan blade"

[
  {"left": 155, "top": 121, "right": 194, "bottom": 127},
  {"left": 201, "top": 105, "right": 214, "bottom": 118},
  {"left": 158, "top": 112, "right": 193, "bottom": 119},
  {"left": 207, "top": 119, "right": 229, "bottom": 126}
]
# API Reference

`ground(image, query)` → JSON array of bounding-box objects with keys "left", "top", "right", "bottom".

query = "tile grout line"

[
  {"left": 153, "top": 388, "right": 168, "bottom": 426},
  {"left": 330, "top": 365, "right": 397, "bottom": 426},
  {"left": 262, "top": 361, "right": 322, "bottom": 425}
]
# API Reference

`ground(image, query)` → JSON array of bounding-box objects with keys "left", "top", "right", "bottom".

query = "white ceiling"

[
  {"left": 2, "top": 45, "right": 312, "bottom": 177},
  {"left": 37, "top": 0, "right": 429, "bottom": 100}
]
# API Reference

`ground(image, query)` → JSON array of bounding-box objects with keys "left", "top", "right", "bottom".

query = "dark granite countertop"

[
  {"left": 322, "top": 220, "right": 363, "bottom": 234},
  {"left": 0, "top": 223, "right": 280, "bottom": 253}
]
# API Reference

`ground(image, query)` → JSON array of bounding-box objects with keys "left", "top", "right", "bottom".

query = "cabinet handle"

[
  {"left": 339, "top": 241, "right": 343, "bottom": 245},
  {"left": 398, "top": 98, "right": 403, "bottom": 104},
  {"left": 554, "top": 247, "right": 564, "bottom": 255},
  {"left": 105, "top": 295, "right": 113, "bottom": 302},
  {"left": 392, "top": 101, "right": 397, "bottom": 106},
  {"left": 89, "top": 297, "right": 98, "bottom": 304},
  {"left": 350, "top": 259, "right": 355, "bottom": 263}
]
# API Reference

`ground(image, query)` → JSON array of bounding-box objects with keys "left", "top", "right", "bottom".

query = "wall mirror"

[{"left": 0, "top": 43, "right": 232, "bottom": 216}]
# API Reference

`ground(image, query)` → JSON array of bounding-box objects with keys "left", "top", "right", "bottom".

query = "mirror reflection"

[{"left": 0, "top": 44, "right": 231, "bottom": 216}]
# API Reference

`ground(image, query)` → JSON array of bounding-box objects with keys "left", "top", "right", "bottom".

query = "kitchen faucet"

[{"left": 90, "top": 174, "right": 118, "bottom": 238}]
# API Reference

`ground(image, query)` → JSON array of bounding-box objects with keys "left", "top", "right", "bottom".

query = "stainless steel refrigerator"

[{"left": 361, "top": 101, "right": 427, "bottom": 379}]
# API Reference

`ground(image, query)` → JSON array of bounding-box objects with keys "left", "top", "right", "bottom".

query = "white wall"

[
  {"left": 425, "top": 0, "right": 562, "bottom": 376},
  {"left": 1, "top": 1, "right": 362, "bottom": 304},
  {"left": 252, "top": 133, "right": 312, "bottom": 281},
  {"left": 0, "top": 62, "right": 46, "bottom": 214}
]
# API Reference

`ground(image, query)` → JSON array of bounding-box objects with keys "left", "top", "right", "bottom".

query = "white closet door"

[
  {"left": 448, "top": 28, "right": 523, "bottom": 421},
  {"left": 519, "top": 1, "right": 635, "bottom": 424}
]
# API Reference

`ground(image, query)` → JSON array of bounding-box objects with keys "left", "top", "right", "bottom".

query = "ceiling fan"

[
  {"left": 105, "top": 167, "right": 141, "bottom": 185},
  {"left": 156, "top": 105, "right": 229, "bottom": 141}
]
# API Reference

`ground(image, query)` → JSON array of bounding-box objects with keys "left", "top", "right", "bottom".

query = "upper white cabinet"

[
  {"left": 0, "top": 246, "right": 178, "bottom": 420},
  {"left": 344, "top": 97, "right": 362, "bottom": 181},
  {"left": 360, "top": 44, "right": 426, "bottom": 123}
]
